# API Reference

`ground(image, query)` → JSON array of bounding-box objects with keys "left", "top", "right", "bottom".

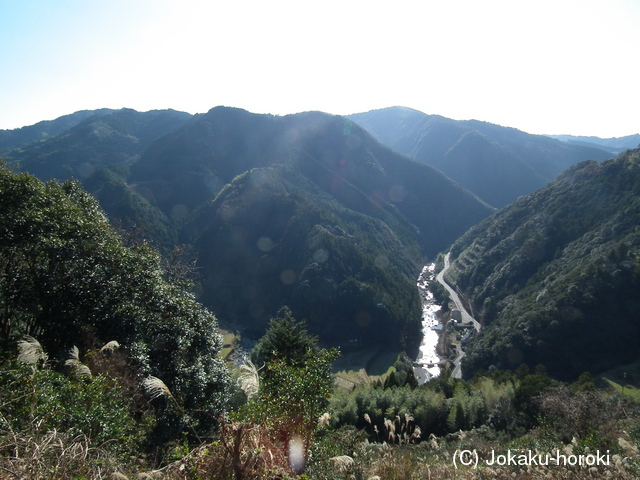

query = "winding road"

[
  {"left": 436, "top": 253, "right": 481, "bottom": 332},
  {"left": 435, "top": 252, "right": 481, "bottom": 378}
]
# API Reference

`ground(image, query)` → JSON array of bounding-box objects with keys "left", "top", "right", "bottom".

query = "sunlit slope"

[{"left": 446, "top": 148, "right": 640, "bottom": 379}]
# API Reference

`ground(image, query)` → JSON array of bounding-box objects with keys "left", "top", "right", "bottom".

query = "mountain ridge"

[
  {"left": 4, "top": 108, "right": 192, "bottom": 181},
  {"left": 548, "top": 133, "right": 640, "bottom": 154},
  {"left": 348, "top": 106, "right": 613, "bottom": 208},
  {"left": 8, "top": 105, "right": 633, "bottom": 364},
  {"left": 0, "top": 108, "right": 116, "bottom": 154}
]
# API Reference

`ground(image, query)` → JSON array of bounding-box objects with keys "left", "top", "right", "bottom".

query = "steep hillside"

[
  {"left": 349, "top": 107, "right": 613, "bottom": 208},
  {"left": 6, "top": 106, "right": 496, "bottom": 352},
  {"left": 445, "top": 148, "right": 640, "bottom": 379},
  {"left": 184, "top": 164, "right": 424, "bottom": 350},
  {"left": 4, "top": 106, "right": 494, "bottom": 352},
  {"left": 7, "top": 108, "right": 191, "bottom": 181},
  {"left": 0, "top": 163, "right": 229, "bottom": 430},
  {"left": 83, "top": 164, "right": 177, "bottom": 249},
  {"left": 138, "top": 107, "right": 493, "bottom": 350},
  {"left": 132, "top": 107, "right": 493, "bottom": 256}
]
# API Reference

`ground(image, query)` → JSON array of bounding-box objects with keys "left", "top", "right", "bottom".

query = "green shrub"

[{"left": 0, "top": 360, "right": 151, "bottom": 455}]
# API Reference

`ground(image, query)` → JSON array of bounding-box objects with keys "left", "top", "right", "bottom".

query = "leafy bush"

[
  {"left": 0, "top": 360, "right": 149, "bottom": 456},
  {"left": 0, "top": 164, "right": 230, "bottom": 442}
]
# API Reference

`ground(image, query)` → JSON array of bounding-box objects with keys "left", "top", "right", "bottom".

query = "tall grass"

[
  {"left": 16, "top": 336, "right": 47, "bottom": 367},
  {"left": 237, "top": 360, "right": 260, "bottom": 401},
  {"left": 65, "top": 345, "right": 92, "bottom": 379},
  {"left": 0, "top": 430, "right": 134, "bottom": 479}
]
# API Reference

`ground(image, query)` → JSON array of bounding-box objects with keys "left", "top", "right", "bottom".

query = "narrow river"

[{"left": 414, "top": 263, "right": 443, "bottom": 383}]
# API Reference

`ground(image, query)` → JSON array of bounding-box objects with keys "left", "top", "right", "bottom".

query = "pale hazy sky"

[{"left": 1, "top": 0, "right": 638, "bottom": 137}]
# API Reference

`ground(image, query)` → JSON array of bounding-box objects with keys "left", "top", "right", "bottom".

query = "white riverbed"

[{"left": 414, "top": 263, "right": 443, "bottom": 383}]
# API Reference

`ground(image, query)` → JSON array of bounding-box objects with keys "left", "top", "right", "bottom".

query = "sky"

[{"left": 1, "top": 0, "right": 638, "bottom": 138}]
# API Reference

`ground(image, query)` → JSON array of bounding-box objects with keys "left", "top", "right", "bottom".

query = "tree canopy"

[
  {"left": 0, "top": 162, "right": 229, "bottom": 432},
  {"left": 250, "top": 306, "right": 319, "bottom": 367}
]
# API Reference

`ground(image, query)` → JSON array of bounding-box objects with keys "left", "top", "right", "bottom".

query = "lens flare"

[{"left": 288, "top": 434, "right": 305, "bottom": 474}]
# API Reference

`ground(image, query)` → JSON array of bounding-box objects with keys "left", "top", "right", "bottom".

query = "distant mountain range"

[
  {"left": 548, "top": 134, "right": 640, "bottom": 154},
  {"left": 348, "top": 107, "right": 614, "bottom": 208},
  {"left": 0, "top": 109, "right": 116, "bottom": 153},
  {"left": 446, "top": 147, "right": 640, "bottom": 379},
  {"left": 0, "top": 107, "right": 492, "bottom": 353}
]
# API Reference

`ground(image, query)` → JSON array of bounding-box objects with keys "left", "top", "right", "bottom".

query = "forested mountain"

[
  {"left": 348, "top": 107, "right": 613, "bottom": 208},
  {"left": 444, "top": 148, "right": 640, "bottom": 380},
  {"left": 4, "top": 106, "right": 493, "bottom": 352},
  {"left": 131, "top": 108, "right": 493, "bottom": 352},
  {"left": 549, "top": 133, "right": 640, "bottom": 154},
  {"left": 5, "top": 108, "right": 192, "bottom": 181},
  {"left": 0, "top": 108, "right": 115, "bottom": 153}
]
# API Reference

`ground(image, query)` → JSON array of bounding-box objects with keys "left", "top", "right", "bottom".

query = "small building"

[{"left": 461, "top": 331, "right": 474, "bottom": 345}]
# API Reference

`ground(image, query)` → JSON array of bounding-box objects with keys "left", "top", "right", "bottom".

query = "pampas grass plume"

[
  {"left": 142, "top": 376, "right": 173, "bottom": 400},
  {"left": 65, "top": 346, "right": 92, "bottom": 379},
  {"left": 17, "top": 335, "right": 47, "bottom": 366},
  {"left": 237, "top": 360, "right": 260, "bottom": 400},
  {"left": 100, "top": 340, "right": 120, "bottom": 354}
]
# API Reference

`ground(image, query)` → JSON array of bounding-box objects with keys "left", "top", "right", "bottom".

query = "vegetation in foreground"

[
  {"left": 2, "top": 313, "right": 640, "bottom": 479},
  {"left": 1, "top": 156, "right": 640, "bottom": 479}
]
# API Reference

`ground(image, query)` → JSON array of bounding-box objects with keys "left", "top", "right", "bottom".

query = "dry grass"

[
  {"left": 142, "top": 376, "right": 174, "bottom": 401},
  {"left": 237, "top": 360, "right": 260, "bottom": 401},
  {"left": 16, "top": 336, "right": 47, "bottom": 367},
  {"left": 308, "top": 438, "right": 640, "bottom": 480},
  {"left": 65, "top": 345, "right": 93, "bottom": 379},
  {"left": 0, "top": 429, "right": 134, "bottom": 480},
  {"left": 149, "top": 421, "right": 293, "bottom": 480},
  {"left": 1, "top": 426, "right": 638, "bottom": 480}
]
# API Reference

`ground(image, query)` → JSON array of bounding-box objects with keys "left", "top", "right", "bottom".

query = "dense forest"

[
  {"left": 446, "top": 148, "right": 640, "bottom": 379},
  {"left": 0, "top": 163, "right": 230, "bottom": 442}
]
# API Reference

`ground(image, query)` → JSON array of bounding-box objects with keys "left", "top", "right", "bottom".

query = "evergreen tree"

[
  {"left": 403, "top": 367, "right": 419, "bottom": 389},
  {"left": 245, "top": 307, "right": 339, "bottom": 470},
  {"left": 250, "top": 306, "right": 318, "bottom": 367}
]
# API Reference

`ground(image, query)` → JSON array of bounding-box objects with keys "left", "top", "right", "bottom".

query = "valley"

[
  {"left": 414, "top": 254, "right": 481, "bottom": 381},
  {"left": 1, "top": 107, "right": 639, "bottom": 479},
  {"left": 1, "top": 0, "right": 639, "bottom": 475},
  {"left": 1, "top": 106, "right": 637, "bottom": 381}
]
